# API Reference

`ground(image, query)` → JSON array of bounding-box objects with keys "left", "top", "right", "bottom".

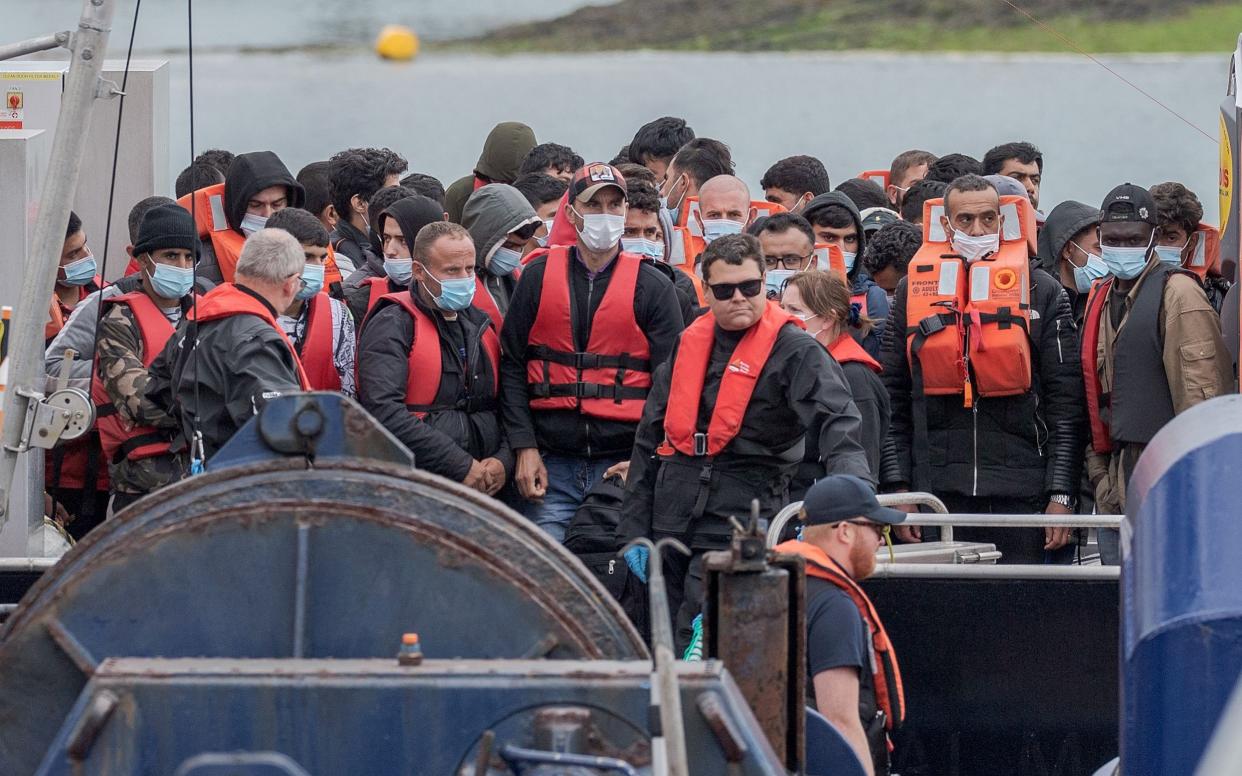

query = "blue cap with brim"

[{"left": 801, "top": 474, "right": 907, "bottom": 526}]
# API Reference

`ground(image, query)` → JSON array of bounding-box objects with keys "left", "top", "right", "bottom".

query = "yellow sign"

[
  {"left": 0, "top": 72, "right": 60, "bottom": 80},
  {"left": 1222, "top": 112, "right": 1234, "bottom": 238}
]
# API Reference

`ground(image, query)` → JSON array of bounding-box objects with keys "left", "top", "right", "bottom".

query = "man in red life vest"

[
  {"left": 147, "top": 229, "right": 311, "bottom": 462},
  {"left": 500, "top": 163, "right": 685, "bottom": 541},
  {"left": 618, "top": 233, "right": 868, "bottom": 652},
  {"left": 776, "top": 474, "right": 907, "bottom": 776},
  {"left": 357, "top": 221, "right": 509, "bottom": 495},
  {"left": 92, "top": 204, "right": 198, "bottom": 513}
]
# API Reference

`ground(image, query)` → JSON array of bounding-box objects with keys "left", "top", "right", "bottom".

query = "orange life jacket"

[
  {"left": 1080, "top": 277, "right": 1114, "bottom": 454},
  {"left": 296, "top": 294, "right": 341, "bottom": 392},
  {"left": 366, "top": 291, "right": 501, "bottom": 419},
  {"left": 45, "top": 280, "right": 100, "bottom": 342},
  {"left": 91, "top": 291, "right": 178, "bottom": 464},
  {"left": 829, "top": 332, "right": 882, "bottom": 373},
  {"left": 323, "top": 243, "right": 344, "bottom": 289},
  {"left": 1183, "top": 222, "right": 1221, "bottom": 279},
  {"left": 473, "top": 274, "right": 505, "bottom": 329},
  {"left": 661, "top": 302, "right": 798, "bottom": 457},
  {"left": 813, "top": 243, "right": 847, "bottom": 279},
  {"left": 177, "top": 183, "right": 245, "bottom": 283},
  {"left": 187, "top": 283, "right": 312, "bottom": 390},
  {"left": 904, "top": 195, "right": 1036, "bottom": 405},
  {"left": 526, "top": 247, "right": 651, "bottom": 422},
  {"left": 774, "top": 540, "right": 905, "bottom": 732}
]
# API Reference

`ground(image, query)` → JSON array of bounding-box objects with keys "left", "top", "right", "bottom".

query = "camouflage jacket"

[{"left": 95, "top": 302, "right": 186, "bottom": 495}]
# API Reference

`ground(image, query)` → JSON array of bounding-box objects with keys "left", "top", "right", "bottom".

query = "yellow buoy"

[{"left": 375, "top": 24, "right": 419, "bottom": 62}]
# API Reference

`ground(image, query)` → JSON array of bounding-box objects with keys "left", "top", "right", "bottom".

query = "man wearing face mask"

[
  {"left": 803, "top": 192, "right": 889, "bottom": 359},
  {"left": 660, "top": 138, "right": 734, "bottom": 228},
  {"left": 500, "top": 163, "right": 684, "bottom": 541},
  {"left": 882, "top": 175, "right": 1084, "bottom": 564},
  {"left": 1038, "top": 200, "right": 1104, "bottom": 327},
  {"left": 348, "top": 194, "right": 446, "bottom": 322},
  {"left": 761, "top": 155, "right": 831, "bottom": 215},
  {"left": 267, "top": 209, "right": 356, "bottom": 395},
  {"left": 754, "top": 213, "right": 818, "bottom": 299},
  {"left": 92, "top": 204, "right": 199, "bottom": 512},
  {"left": 178, "top": 150, "right": 306, "bottom": 286},
  {"left": 462, "top": 184, "right": 541, "bottom": 327},
  {"left": 1082, "top": 184, "right": 1231, "bottom": 563},
  {"left": 357, "top": 222, "right": 509, "bottom": 495},
  {"left": 1149, "top": 182, "right": 1231, "bottom": 314},
  {"left": 341, "top": 185, "right": 418, "bottom": 320},
  {"left": 624, "top": 181, "right": 700, "bottom": 325},
  {"left": 47, "top": 211, "right": 101, "bottom": 344},
  {"left": 327, "top": 147, "right": 408, "bottom": 274},
  {"left": 618, "top": 234, "right": 868, "bottom": 653},
  {"left": 147, "top": 229, "right": 312, "bottom": 461}
]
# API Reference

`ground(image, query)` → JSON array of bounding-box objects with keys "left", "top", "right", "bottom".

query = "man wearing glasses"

[
  {"left": 753, "top": 212, "right": 819, "bottom": 298},
  {"left": 619, "top": 233, "right": 868, "bottom": 653},
  {"left": 775, "top": 474, "right": 907, "bottom": 776}
]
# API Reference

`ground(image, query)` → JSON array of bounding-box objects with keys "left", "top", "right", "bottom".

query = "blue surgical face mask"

[
  {"left": 147, "top": 259, "right": 194, "bottom": 299},
  {"left": 1100, "top": 235, "right": 1154, "bottom": 281},
  {"left": 1154, "top": 242, "right": 1187, "bottom": 266},
  {"left": 766, "top": 268, "right": 794, "bottom": 298},
  {"left": 701, "top": 218, "right": 744, "bottom": 244},
  {"left": 420, "top": 263, "right": 476, "bottom": 311},
  {"left": 61, "top": 251, "right": 97, "bottom": 286},
  {"left": 489, "top": 246, "right": 522, "bottom": 277},
  {"left": 240, "top": 213, "right": 267, "bottom": 236},
  {"left": 384, "top": 257, "right": 413, "bottom": 285},
  {"left": 535, "top": 219, "right": 555, "bottom": 248},
  {"left": 1069, "top": 242, "right": 1109, "bottom": 294},
  {"left": 621, "top": 237, "right": 664, "bottom": 262},
  {"left": 296, "top": 262, "right": 325, "bottom": 300},
  {"left": 841, "top": 250, "right": 857, "bottom": 273}
]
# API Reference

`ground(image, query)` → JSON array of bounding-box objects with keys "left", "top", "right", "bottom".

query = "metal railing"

[{"left": 765, "top": 492, "right": 1123, "bottom": 580}]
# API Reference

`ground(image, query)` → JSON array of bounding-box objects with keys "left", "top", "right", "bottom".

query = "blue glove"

[{"left": 624, "top": 545, "right": 649, "bottom": 583}]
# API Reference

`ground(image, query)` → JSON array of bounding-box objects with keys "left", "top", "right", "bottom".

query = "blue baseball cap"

[{"left": 801, "top": 475, "right": 906, "bottom": 526}]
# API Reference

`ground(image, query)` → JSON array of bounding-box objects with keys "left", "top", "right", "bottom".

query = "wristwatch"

[{"left": 1048, "top": 493, "right": 1076, "bottom": 509}]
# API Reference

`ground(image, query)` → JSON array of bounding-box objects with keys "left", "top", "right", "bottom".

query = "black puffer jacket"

[{"left": 880, "top": 264, "right": 1085, "bottom": 499}]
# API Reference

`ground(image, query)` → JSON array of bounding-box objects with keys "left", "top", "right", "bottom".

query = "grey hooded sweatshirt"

[
  {"left": 462, "top": 184, "right": 539, "bottom": 322},
  {"left": 1037, "top": 200, "right": 1100, "bottom": 325}
]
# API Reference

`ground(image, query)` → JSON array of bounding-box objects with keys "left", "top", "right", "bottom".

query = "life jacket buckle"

[
  {"left": 918, "top": 314, "right": 947, "bottom": 337},
  {"left": 574, "top": 352, "right": 602, "bottom": 370},
  {"left": 577, "top": 383, "right": 602, "bottom": 399},
  {"left": 693, "top": 432, "right": 708, "bottom": 457}
]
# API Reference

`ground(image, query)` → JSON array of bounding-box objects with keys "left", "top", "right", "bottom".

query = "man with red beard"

[{"left": 776, "top": 475, "right": 908, "bottom": 776}]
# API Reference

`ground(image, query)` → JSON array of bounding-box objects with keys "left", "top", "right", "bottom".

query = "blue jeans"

[
  {"left": 1098, "top": 527, "right": 1120, "bottom": 566},
  {"left": 522, "top": 453, "right": 624, "bottom": 543}
]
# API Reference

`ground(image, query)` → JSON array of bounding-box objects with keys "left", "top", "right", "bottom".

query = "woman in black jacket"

[{"left": 781, "top": 270, "right": 890, "bottom": 499}]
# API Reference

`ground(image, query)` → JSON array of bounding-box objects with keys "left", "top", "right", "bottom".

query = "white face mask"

[
  {"left": 240, "top": 212, "right": 268, "bottom": 236},
  {"left": 572, "top": 208, "right": 625, "bottom": 252},
  {"left": 950, "top": 227, "right": 1001, "bottom": 262}
]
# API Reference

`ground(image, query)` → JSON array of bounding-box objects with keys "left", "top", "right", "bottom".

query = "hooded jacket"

[
  {"left": 343, "top": 195, "right": 445, "bottom": 322},
  {"left": 1037, "top": 200, "right": 1100, "bottom": 326},
  {"left": 803, "top": 192, "right": 889, "bottom": 358},
  {"left": 197, "top": 152, "right": 305, "bottom": 285},
  {"left": 463, "top": 184, "right": 540, "bottom": 320},
  {"left": 445, "top": 122, "right": 537, "bottom": 223}
]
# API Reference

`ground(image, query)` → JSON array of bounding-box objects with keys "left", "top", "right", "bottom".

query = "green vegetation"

[{"left": 465, "top": 0, "right": 1242, "bottom": 54}]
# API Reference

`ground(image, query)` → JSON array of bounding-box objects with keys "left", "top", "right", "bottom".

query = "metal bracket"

[
  {"left": 94, "top": 76, "right": 124, "bottom": 100},
  {"left": 10, "top": 387, "right": 94, "bottom": 453}
]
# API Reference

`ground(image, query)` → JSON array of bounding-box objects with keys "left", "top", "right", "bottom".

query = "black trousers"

[
  {"left": 659, "top": 549, "right": 708, "bottom": 656},
  {"left": 937, "top": 493, "right": 1075, "bottom": 565}
]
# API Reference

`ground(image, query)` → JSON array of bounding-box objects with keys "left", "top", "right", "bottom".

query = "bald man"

[{"left": 694, "top": 175, "right": 757, "bottom": 246}]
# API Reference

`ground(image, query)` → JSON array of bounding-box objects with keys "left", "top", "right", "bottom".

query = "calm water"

[{"left": 6, "top": 2, "right": 1230, "bottom": 220}]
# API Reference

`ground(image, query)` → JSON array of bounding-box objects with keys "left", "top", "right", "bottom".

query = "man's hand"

[
  {"left": 480, "top": 457, "right": 506, "bottom": 496},
  {"left": 603, "top": 460, "right": 631, "bottom": 483},
  {"left": 515, "top": 448, "right": 547, "bottom": 502},
  {"left": 44, "top": 493, "right": 72, "bottom": 526},
  {"left": 894, "top": 525, "right": 922, "bottom": 543},
  {"left": 462, "top": 459, "right": 490, "bottom": 493},
  {"left": 1044, "top": 499, "right": 1074, "bottom": 550}
]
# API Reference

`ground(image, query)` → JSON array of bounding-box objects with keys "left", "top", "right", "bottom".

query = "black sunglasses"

[{"left": 707, "top": 278, "right": 764, "bottom": 301}]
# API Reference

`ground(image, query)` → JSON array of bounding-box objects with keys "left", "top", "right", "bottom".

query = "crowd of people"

[{"left": 38, "top": 116, "right": 1236, "bottom": 776}]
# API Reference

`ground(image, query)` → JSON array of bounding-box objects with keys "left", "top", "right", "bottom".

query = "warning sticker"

[
  {"left": 0, "top": 88, "right": 22, "bottom": 130},
  {"left": 1221, "top": 111, "right": 1234, "bottom": 238},
  {"left": 0, "top": 72, "right": 60, "bottom": 80}
]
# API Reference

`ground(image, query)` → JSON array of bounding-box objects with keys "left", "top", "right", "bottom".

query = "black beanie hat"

[{"left": 132, "top": 203, "right": 198, "bottom": 257}]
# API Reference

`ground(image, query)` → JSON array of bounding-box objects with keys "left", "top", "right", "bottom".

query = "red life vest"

[
  {"left": 366, "top": 292, "right": 500, "bottom": 419},
  {"left": 828, "top": 332, "right": 882, "bottom": 373},
  {"left": 90, "top": 291, "right": 178, "bottom": 464},
  {"left": 774, "top": 540, "right": 906, "bottom": 732},
  {"left": 525, "top": 247, "right": 652, "bottom": 422},
  {"left": 364, "top": 276, "right": 394, "bottom": 317},
  {"left": 296, "top": 294, "right": 341, "bottom": 392},
  {"left": 903, "top": 195, "right": 1036, "bottom": 405},
  {"left": 1081, "top": 278, "right": 1114, "bottom": 454},
  {"left": 46, "top": 279, "right": 101, "bottom": 342},
  {"left": 473, "top": 274, "right": 504, "bottom": 328},
  {"left": 661, "top": 302, "right": 798, "bottom": 457},
  {"left": 177, "top": 183, "right": 245, "bottom": 283},
  {"left": 187, "top": 283, "right": 312, "bottom": 390}
]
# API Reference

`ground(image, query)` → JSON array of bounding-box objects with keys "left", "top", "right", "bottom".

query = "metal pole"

[
  {"left": 0, "top": 31, "right": 70, "bottom": 62},
  {"left": 869, "top": 563, "right": 1119, "bottom": 581},
  {"left": 901, "top": 513, "right": 1124, "bottom": 529},
  {"left": 0, "top": 0, "right": 116, "bottom": 528}
]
